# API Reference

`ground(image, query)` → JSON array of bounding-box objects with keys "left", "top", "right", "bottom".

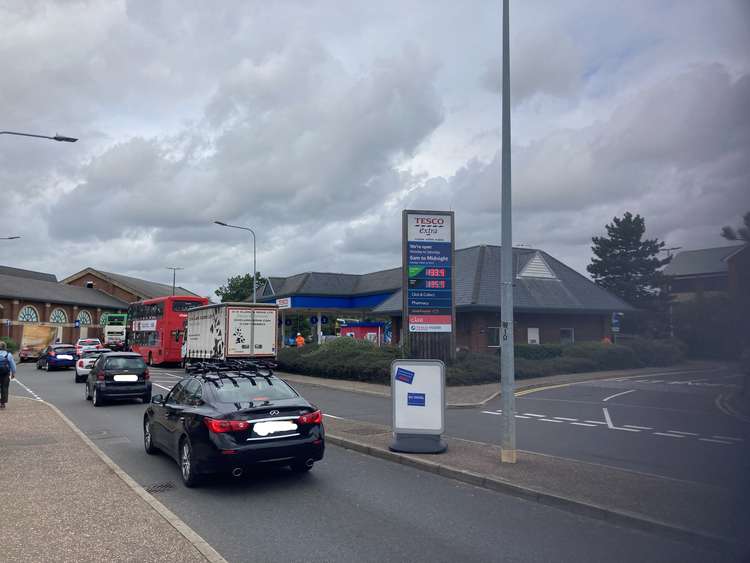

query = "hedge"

[{"left": 276, "top": 337, "right": 686, "bottom": 386}]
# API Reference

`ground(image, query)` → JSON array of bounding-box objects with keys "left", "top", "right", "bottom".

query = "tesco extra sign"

[{"left": 408, "top": 213, "right": 451, "bottom": 243}]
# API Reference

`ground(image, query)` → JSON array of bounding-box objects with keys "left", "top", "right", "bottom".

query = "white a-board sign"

[{"left": 390, "top": 359, "right": 447, "bottom": 453}]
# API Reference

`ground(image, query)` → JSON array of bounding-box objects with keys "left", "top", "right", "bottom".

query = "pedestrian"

[
  {"left": 295, "top": 332, "right": 305, "bottom": 347},
  {"left": 0, "top": 341, "right": 17, "bottom": 409}
]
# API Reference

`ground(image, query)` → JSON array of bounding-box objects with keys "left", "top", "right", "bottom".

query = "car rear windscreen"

[
  {"left": 211, "top": 378, "right": 298, "bottom": 403},
  {"left": 81, "top": 339, "right": 100, "bottom": 345},
  {"left": 54, "top": 347, "right": 76, "bottom": 354},
  {"left": 105, "top": 357, "right": 146, "bottom": 370}
]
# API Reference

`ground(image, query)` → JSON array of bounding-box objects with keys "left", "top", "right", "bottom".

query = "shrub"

[
  {"left": 1, "top": 337, "right": 19, "bottom": 354},
  {"left": 621, "top": 337, "right": 685, "bottom": 367},
  {"left": 562, "top": 342, "right": 640, "bottom": 369},
  {"left": 514, "top": 343, "right": 563, "bottom": 360}
]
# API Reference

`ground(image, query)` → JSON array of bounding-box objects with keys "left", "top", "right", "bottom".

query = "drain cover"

[{"left": 145, "top": 481, "right": 175, "bottom": 494}]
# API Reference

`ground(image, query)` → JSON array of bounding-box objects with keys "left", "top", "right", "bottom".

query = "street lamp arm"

[
  {"left": 214, "top": 220, "right": 257, "bottom": 303},
  {"left": 1, "top": 131, "right": 78, "bottom": 142}
]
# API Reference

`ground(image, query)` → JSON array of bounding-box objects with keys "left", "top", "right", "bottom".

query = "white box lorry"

[{"left": 184, "top": 302, "right": 278, "bottom": 363}]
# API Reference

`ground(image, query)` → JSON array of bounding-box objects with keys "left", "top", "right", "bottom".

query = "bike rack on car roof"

[{"left": 185, "top": 359, "right": 278, "bottom": 388}]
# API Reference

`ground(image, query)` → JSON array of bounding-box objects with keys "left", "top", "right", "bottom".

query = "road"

[
  {"left": 9, "top": 362, "right": 734, "bottom": 563},
  {"left": 287, "top": 366, "right": 748, "bottom": 488}
]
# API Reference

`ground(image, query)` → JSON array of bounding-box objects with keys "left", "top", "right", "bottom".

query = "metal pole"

[
  {"left": 166, "top": 267, "right": 184, "bottom": 296},
  {"left": 252, "top": 229, "right": 257, "bottom": 304},
  {"left": 500, "top": 0, "right": 517, "bottom": 464}
]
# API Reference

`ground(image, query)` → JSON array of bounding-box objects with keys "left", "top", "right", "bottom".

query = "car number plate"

[
  {"left": 57, "top": 354, "right": 73, "bottom": 360},
  {"left": 253, "top": 421, "right": 297, "bottom": 436},
  {"left": 113, "top": 374, "right": 138, "bottom": 382}
]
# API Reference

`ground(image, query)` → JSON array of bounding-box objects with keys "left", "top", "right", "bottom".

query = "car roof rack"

[{"left": 185, "top": 359, "right": 278, "bottom": 387}]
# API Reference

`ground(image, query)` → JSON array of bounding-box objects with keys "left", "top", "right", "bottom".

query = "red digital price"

[
  {"left": 425, "top": 280, "right": 446, "bottom": 289},
  {"left": 425, "top": 268, "right": 446, "bottom": 277}
]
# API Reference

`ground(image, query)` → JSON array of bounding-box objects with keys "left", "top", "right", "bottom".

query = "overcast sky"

[{"left": 2, "top": 0, "right": 748, "bottom": 298}]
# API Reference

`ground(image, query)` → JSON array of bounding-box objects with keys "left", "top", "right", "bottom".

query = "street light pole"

[
  {"left": 500, "top": 0, "right": 517, "bottom": 464},
  {"left": 1, "top": 131, "right": 78, "bottom": 142},
  {"left": 213, "top": 221, "right": 257, "bottom": 303},
  {"left": 166, "top": 267, "right": 184, "bottom": 296}
]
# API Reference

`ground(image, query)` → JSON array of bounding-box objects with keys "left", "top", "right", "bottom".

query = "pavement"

[
  {"left": 278, "top": 360, "right": 728, "bottom": 407},
  {"left": 0, "top": 396, "right": 225, "bottom": 563}
]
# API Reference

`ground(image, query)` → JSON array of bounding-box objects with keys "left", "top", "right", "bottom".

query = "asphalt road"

[
  {"left": 287, "top": 366, "right": 749, "bottom": 488},
  {"left": 9, "top": 363, "right": 734, "bottom": 563}
]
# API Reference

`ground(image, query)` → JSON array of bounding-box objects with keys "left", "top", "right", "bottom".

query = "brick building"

[
  {"left": 0, "top": 266, "right": 127, "bottom": 345},
  {"left": 260, "top": 245, "right": 631, "bottom": 352},
  {"left": 62, "top": 268, "right": 198, "bottom": 302}
]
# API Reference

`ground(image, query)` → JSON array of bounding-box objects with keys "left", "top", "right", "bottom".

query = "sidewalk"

[
  {"left": 0, "top": 397, "right": 224, "bottom": 563},
  {"left": 278, "top": 361, "right": 726, "bottom": 407},
  {"left": 323, "top": 416, "right": 745, "bottom": 557}
]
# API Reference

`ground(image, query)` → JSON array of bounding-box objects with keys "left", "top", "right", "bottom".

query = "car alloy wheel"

[
  {"left": 180, "top": 439, "right": 198, "bottom": 487},
  {"left": 144, "top": 420, "right": 157, "bottom": 455},
  {"left": 84, "top": 384, "right": 91, "bottom": 401},
  {"left": 93, "top": 387, "right": 101, "bottom": 407}
]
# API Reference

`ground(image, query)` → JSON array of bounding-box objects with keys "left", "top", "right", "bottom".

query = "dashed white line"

[
  {"left": 623, "top": 425, "right": 653, "bottom": 430},
  {"left": 153, "top": 383, "right": 172, "bottom": 391},
  {"left": 653, "top": 432, "right": 685, "bottom": 438},
  {"left": 515, "top": 415, "right": 531, "bottom": 419},
  {"left": 539, "top": 418, "right": 564, "bottom": 423},
  {"left": 553, "top": 417, "right": 578, "bottom": 421},
  {"left": 584, "top": 420, "right": 608, "bottom": 425},
  {"left": 570, "top": 422, "right": 597, "bottom": 427},
  {"left": 11, "top": 377, "right": 43, "bottom": 401},
  {"left": 323, "top": 414, "right": 343, "bottom": 420},
  {"left": 602, "top": 389, "right": 636, "bottom": 402},
  {"left": 666, "top": 430, "right": 699, "bottom": 436},
  {"left": 712, "top": 435, "right": 743, "bottom": 442},
  {"left": 523, "top": 413, "right": 546, "bottom": 417},
  {"left": 699, "top": 438, "right": 732, "bottom": 445},
  {"left": 481, "top": 411, "right": 502, "bottom": 416}
]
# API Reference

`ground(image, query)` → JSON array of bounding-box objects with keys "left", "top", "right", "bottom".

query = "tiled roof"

[
  {"left": 0, "top": 265, "right": 57, "bottom": 283},
  {"left": 663, "top": 245, "right": 745, "bottom": 277},
  {"left": 264, "top": 245, "right": 631, "bottom": 314},
  {"left": 0, "top": 273, "right": 128, "bottom": 309}
]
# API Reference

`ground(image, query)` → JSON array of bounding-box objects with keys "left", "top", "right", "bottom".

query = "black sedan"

[
  {"left": 143, "top": 368, "right": 324, "bottom": 487},
  {"left": 84, "top": 352, "right": 152, "bottom": 406}
]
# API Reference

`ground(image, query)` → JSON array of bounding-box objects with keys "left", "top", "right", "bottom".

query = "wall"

[
  {"left": 66, "top": 272, "right": 141, "bottom": 303},
  {"left": 456, "top": 310, "right": 609, "bottom": 352}
]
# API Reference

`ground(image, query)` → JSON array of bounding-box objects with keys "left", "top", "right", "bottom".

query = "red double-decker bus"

[{"left": 127, "top": 295, "right": 208, "bottom": 365}]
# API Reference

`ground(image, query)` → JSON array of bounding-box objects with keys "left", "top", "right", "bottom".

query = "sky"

[{"left": 1, "top": 0, "right": 748, "bottom": 298}]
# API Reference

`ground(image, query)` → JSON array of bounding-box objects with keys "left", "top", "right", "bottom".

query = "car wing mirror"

[{"left": 151, "top": 394, "right": 164, "bottom": 405}]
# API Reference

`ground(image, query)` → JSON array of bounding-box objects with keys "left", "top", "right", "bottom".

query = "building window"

[
  {"left": 49, "top": 308, "right": 68, "bottom": 324},
  {"left": 488, "top": 326, "right": 500, "bottom": 347},
  {"left": 560, "top": 328, "right": 575, "bottom": 345},
  {"left": 77, "top": 310, "right": 93, "bottom": 325},
  {"left": 18, "top": 305, "right": 39, "bottom": 322}
]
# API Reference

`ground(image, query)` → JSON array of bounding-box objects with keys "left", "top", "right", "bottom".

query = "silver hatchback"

[{"left": 74, "top": 349, "right": 111, "bottom": 383}]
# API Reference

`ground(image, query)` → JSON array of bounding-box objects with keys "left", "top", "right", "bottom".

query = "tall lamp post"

[
  {"left": 1, "top": 131, "right": 77, "bottom": 142},
  {"left": 213, "top": 221, "right": 257, "bottom": 303},
  {"left": 166, "top": 266, "right": 184, "bottom": 296},
  {"left": 500, "top": 0, "right": 517, "bottom": 464}
]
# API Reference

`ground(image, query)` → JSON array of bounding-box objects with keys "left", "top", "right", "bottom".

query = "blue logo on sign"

[
  {"left": 395, "top": 367, "right": 415, "bottom": 384},
  {"left": 310, "top": 316, "right": 318, "bottom": 325},
  {"left": 407, "top": 393, "right": 426, "bottom": 407},
  {"left": 321, "top": 315, "right": 329, "bottom": 325}
]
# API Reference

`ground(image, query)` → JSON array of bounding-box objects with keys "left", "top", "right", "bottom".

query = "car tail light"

[
  {"left": 49, "top": 350, "right": 56, "bottom": 357},
  {"left": 96, "top": 370, "right": 105, "bottom": 381},
  {"left": 204, "top": 418, "right": 250, "bottom": 433},
  {"left": 143, "top": 368, "right": 150, "bottom": 380},
  {"left": 77, "top": 360, "right": 84, "bottom": 367},
  {"left": 298, "top": 410, "right": 322, "bottom": 425}
]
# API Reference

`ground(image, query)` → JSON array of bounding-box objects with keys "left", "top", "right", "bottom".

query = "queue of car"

[{"left": 24, "top": 338, "right": 325, "bottom": 488}]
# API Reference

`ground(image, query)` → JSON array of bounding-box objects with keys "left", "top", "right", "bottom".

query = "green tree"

[
  {"left": 588, "top": 212, "right": 671, "bottom": 309},
  {"left": 721, "top": 211, "right": 750, "bottom": 242},
  {"left": 214, "top": 272, "right": 267, "bottom": 302}
]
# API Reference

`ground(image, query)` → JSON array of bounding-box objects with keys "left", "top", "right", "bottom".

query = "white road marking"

[
  {"left": 515, "top": 415, "right": 531, "bottom": 419},
  {"left": 481, "top": 411, "right": 502, "bottom": 416},
  {"left": 666, "top": 430, "right": 699, "bottom": 436},
  {"left": 523, "top": 413, "right": 546, "bottom": 417},
  {"left": 553, "top": 417, "right": 578, "bottom": 421},
  {"left": 602, "top": 407, "right": 640, "bottom": 431},
  {"left": 153, "top": 383, "right": 172, "bottom": 391},
  {"left": 624, "top": 425, "right": 653, "bottom": 430},
  {"left": 603, "top": 389, "right": 636, "bottom": 402},
  {"left": 699, "top": 438, "right": 732, "bottom": 445},
  {"left": 570, "top": 422, "right": 597, "bottom": 427},
  {"left": 539, "top": 418, "right": 564, "bottom": 423},
  {"left": 323, "top": 414, "right": 343, "bottom": 420},
  {"left": 584, "top": 420, "right": 608, "bottom": 425},
  {"left": 712, "top": 435, "right": 743, "bottom": 442},
  {"left": 11, "top": 377, "right": 43, "bottom": 401},
  {"left": 653, "top": 432, "right": 685, "bottom": 438}
]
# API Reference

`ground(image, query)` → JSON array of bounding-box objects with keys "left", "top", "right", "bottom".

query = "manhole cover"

[{"left": 145, "top": 481, "right": 175, "bottom": 494}]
